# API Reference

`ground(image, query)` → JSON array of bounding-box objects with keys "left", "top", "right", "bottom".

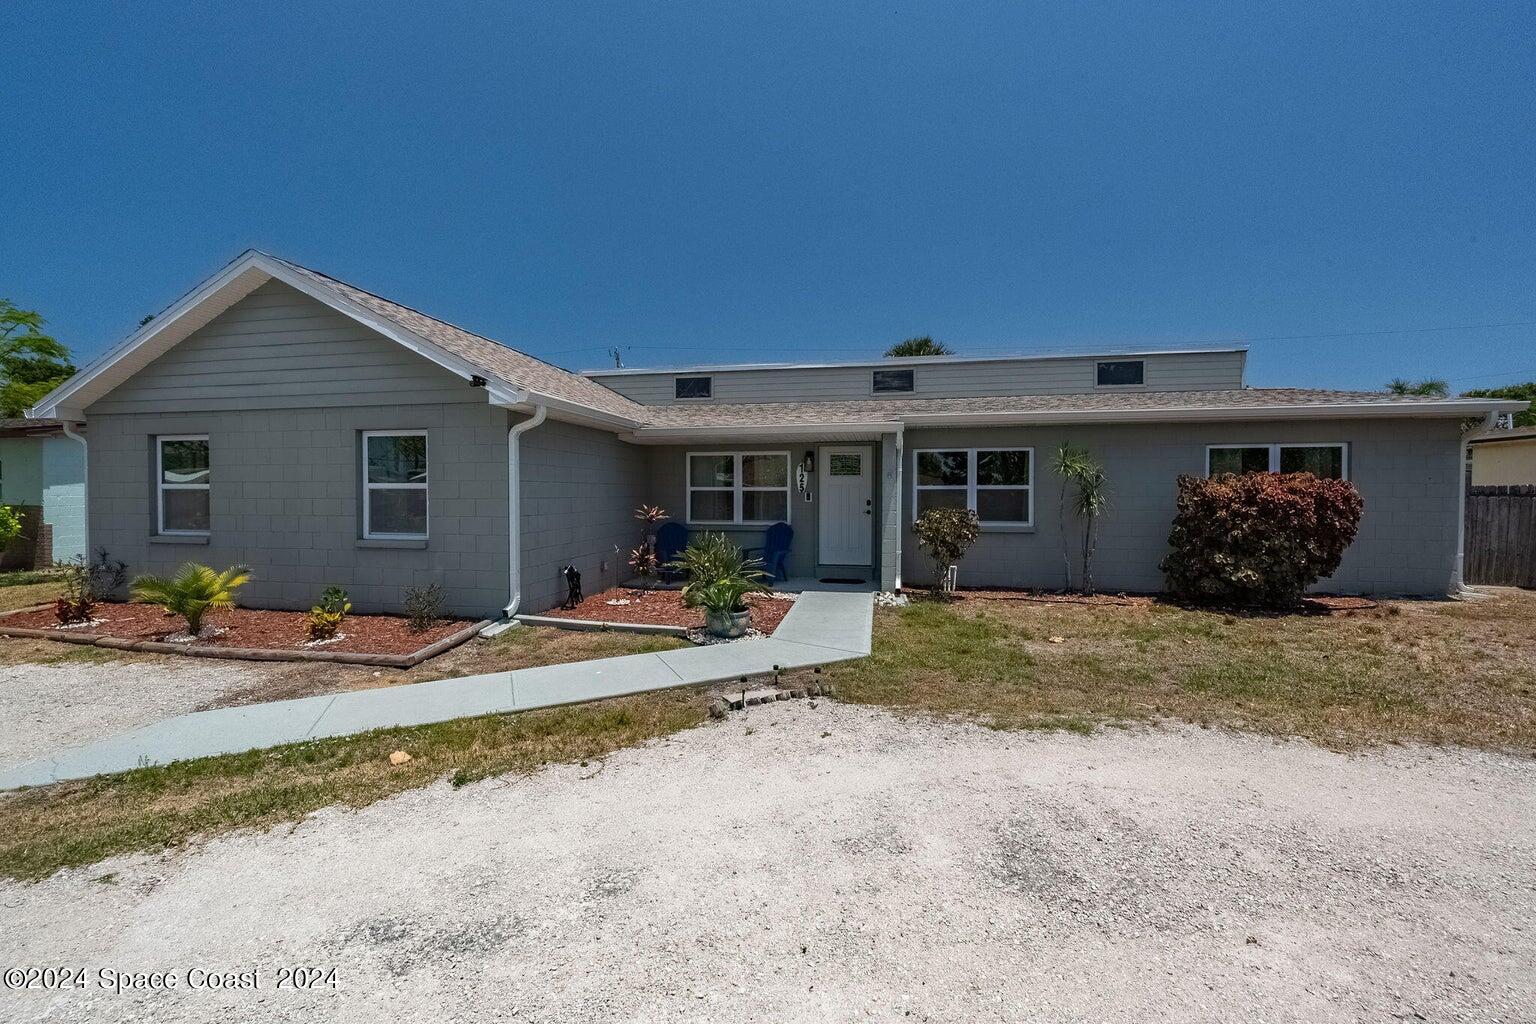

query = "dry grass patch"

[
  {"left": 812, "top": 587, "right": 1536, "bottom": 751},
  {"left": 0, "top": 578, "right": 65, "bottom": 614},
  {"left": 210, "top": 625, "right": 693, "bottom": 706},
  {"left": 0, "top": 688, "right": 708, "bottom": 881}
]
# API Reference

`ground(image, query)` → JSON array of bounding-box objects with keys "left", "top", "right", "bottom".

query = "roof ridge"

[{"left": 257, "top": 251, "right": 617, "bottom": 385}]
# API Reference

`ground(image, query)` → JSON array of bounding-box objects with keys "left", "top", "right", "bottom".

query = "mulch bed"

[
  {"left": 0, "top": 602, "right": 474, "bottom": 657},
  {"left": 540, "top": 586, "right": 796, "bottom": 633}
]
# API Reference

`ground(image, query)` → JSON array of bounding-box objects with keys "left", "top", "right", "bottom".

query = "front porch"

[{"left": 630, "top": 431, "right": 905, "bottom": 592}]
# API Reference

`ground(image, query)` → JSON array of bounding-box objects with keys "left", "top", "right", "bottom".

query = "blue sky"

[{"left": 7, "top": 1, "right": 1534, "bottom": 391}]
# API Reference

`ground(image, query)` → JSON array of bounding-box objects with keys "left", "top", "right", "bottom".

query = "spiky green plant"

[
  {"left": 666, "top": 533, "right": 769, "bottom": 615},
  {"left": 1052, "top": 443, "right": 1110, "bottom": 595},
  {"left": 130, "top": 563, "right": 252, "bottom": 636}
]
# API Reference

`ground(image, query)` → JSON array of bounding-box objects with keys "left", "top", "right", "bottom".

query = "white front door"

[{"left": 818, "top": 446, "right": 873, "bottom": 566}]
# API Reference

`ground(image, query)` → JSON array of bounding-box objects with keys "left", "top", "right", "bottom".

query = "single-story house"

[
  {"left": 28, "top": 251, "right": 1529, "bottom": 616},
  {"left": 1468, "top": 427, "right": 1536, "bottom": 486},
  {"left": 0, "top": 418, "right": 86, "bottom": 569}
]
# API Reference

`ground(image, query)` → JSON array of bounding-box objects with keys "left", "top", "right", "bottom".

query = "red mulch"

[
  {"left": 540, "top": 586, "right": 795, "bottom": 633},
  {"left": 0, "top": 603, "right": 474, "bottom": 656}
]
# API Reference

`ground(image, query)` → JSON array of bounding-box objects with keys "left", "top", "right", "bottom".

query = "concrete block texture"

[{"left": 899, "top": 418, "right": 1465, "bottom": 596}]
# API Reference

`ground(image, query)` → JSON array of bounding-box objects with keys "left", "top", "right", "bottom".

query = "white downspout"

[
  {"left": 482, "top": 404, "right": 547, "bottom": 635},
  {"left": 1453, "top": 410, "right": 1499, "bottom": 596},
  {"left": 61, "top": 423, "right": 88, "bottom": 559}
]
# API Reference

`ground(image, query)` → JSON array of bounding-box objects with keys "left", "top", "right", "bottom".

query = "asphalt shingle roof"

[
  {"left": 637, "top": 388, "right": 1473, "bottom": 428},
  {"left": 254, "top": 256, "right": 1513, "bottom": 432},
  {"left": 267, "top": 255, "right": 648, "bottom": 423}
]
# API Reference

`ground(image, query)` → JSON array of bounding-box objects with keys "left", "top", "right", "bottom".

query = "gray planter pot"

[{"left": 705, "top": 607, "right": 751, "bottom": 638}]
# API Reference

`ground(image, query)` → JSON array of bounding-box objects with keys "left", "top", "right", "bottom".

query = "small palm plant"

[
  {"left": 130, "top": 562, "right": 252, "bottom": 637},
  {"left": 1052, "top": 444, "right": 1110, "bottom": 595},
  {"left": 667, "top": 533, "right": 770, "bottom": 636}
]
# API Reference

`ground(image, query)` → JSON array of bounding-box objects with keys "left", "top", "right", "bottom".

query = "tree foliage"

[
  {"left": 0, "top": 300, "right": 76, "bottom": 418},
  {"left": 885, "top": 335, "right": 954, "bottom": 357},
  {"left": 1462, "top": 381, "right": 1536, "bottom": 428},
  {"left": 1386, "top": 377, "right": 1449, "bottom": 397},
  {"left": 1161, "top": 473, "right": 1364, "bottom": 608}
]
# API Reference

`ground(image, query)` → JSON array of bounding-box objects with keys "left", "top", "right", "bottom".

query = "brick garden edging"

[{"left": 0, "top": 606, "right": 493, "bottom": 668}]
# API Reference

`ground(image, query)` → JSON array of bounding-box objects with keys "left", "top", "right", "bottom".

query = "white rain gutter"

[
  {"left": 482, "top": 403, "right": 548, "bottom": 635},
  {"left": 1453, "top": 409, "right": 1501, "bottom": 595},
  {"left": 61, "top": 423, "right": 88, "bottom": 556}
]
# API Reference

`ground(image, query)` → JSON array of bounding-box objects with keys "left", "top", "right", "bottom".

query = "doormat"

[{"left": 818, "top": 577, "right": 866, "bottom": 585}]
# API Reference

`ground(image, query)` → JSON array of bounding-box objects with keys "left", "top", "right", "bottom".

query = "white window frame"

[
  {"left": 871, "top": 367, "right": 916, "bottom": 394},
  {"left": 912, "top": 447, "right": 1034, "bottom": 528},
  {"left": 156, "top": 434, "right": 210, "bottom": 536},
  {"left": 1205, "top": 443, "right": 1349, "bottom": 479},
  {"left": 1095, "top": 359, "right": 1146, "bottom": 387},
  {"left": 363, "top": 430, "right": 429, "bottom": 540},
  {"left": 685, "top": 451, "right": 792, "bottom": 526},
  {"left": 674, "top": 376, "right": 713, "bottom": 401}
]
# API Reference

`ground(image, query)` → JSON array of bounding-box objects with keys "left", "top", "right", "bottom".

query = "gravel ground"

[
  {"left": 2, "top": 702, "right": 1534, "bottom": 1023},
  {"left": 0, "top": 662, "right": 264, "bottom": 771}
]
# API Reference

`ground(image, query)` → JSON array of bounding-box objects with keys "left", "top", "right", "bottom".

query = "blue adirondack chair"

[
  {"left": 746, "top": 521, "right": 794, "bottom": 583},
  {"left": 654, "top": 521, "right": 688, "bottom": 581}
]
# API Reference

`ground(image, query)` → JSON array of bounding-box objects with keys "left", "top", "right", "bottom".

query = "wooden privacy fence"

[{"left": 1465, "top": 485, "right": 1536, "bottom": 587}]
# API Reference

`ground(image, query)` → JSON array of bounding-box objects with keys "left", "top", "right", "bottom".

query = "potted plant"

[{"left": 668, "top": 533, "right": 770, "bottom": 637}]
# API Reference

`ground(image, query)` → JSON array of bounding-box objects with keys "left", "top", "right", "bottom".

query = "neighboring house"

[
  {"left": 28, "top": 251, "right": 1528, "bottom": 614},
  {"left": 1468, "top": 427, "right": 1536, "bottom": 486},
  {"left": 0, "top": 418, "right": 86, "bottom": 569}
]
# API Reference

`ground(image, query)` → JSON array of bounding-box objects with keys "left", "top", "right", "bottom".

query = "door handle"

[{"left": 864, "top": 499, "right": 872, "bottom": 515}]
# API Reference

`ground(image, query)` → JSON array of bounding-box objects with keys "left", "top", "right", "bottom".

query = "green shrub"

[
  {"left": 913, "top": 507, "right": 981, "bottom": 595},
  {"left": 0, "top": 505, "right": 22, "bottom": 550},
  {"left": 1161, "top": 472, "right": 1364, "bottom": 608},
  {"left": 130, "top": 563, "right": 252, "bottom": 636},
  {"left": 667, "top": 533, "right": 769, "bottom": 615},
  {"left": 403, "top": 582, "right": 445, "bottom": 633},
  {"left": 307, "top": 586, "right": 352, "bottom": 640},
  {"left": 53, "top": 548, "right": 127, "bottom": 623}
]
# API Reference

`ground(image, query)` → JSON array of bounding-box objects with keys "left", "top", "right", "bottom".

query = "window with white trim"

[
  {"left": 1206, "top": 443, "right": 1347, "bottom": 479},
  {"left": 363, "top": 431, "right": 429, "bottom": 539},
  {"left": 157, "top": 435, "right": 210, "bottom": 535},
  {"left": 913, "top": 448, "right": 1033, "bottom": 525},
  {"left": 686, "top": 451, "right": 790, "bottom": 525}
]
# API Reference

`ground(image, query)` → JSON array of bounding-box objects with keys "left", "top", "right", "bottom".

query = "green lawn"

[{"left": 809, "top": 588, "right": 1536, "bottom": 752}]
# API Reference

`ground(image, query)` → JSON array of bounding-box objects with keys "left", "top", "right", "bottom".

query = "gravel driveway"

[
  {"left": 0, "top": 661, "right": 264, "bottom": 771},
  {"left": 2, "top": 702, "right": 1533, "bottom": 1023}
]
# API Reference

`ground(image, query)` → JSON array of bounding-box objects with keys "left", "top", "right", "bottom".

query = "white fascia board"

[
  {"left": 29, "top": 254, "right": 272, "bottom": 420},
  {"left": 894, "top": 400, "right": 1530, "bottom": 427},
  {"left": 624, "top": 421, "right": 904, "bottom": 443},
  {"left": 497, "top": 390, "right": 646, "bottom": 431}
]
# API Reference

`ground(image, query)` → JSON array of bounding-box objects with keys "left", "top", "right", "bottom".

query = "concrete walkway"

[{"left": 0, "top": 591, "right": 874, "bottom": 790}]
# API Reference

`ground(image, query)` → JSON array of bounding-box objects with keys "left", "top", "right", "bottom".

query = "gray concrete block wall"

[
  {"left": 899, "top": 418, "right": 1466, "bottom": 596},
  {"left": 86, "top": 403, "right": 511, "bottom": 618},
  {"left": 639, "top": 441, "right": 887, "bottom": 583},
  {"left": 517, "top": 418, "right": 652, "bottom": 613}
]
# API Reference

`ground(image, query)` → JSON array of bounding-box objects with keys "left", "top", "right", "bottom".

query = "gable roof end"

[{"left": 28, "top": 251, "right": 648, "bottom": 428}]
